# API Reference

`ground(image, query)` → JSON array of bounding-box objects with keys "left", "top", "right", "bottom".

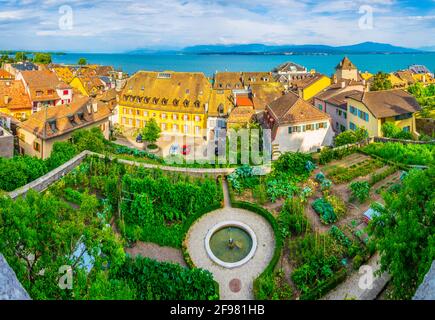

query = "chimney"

[
  {"left": 341, "top": 81, "right": 346, "bottom": 89},
  {"left": 92, "top": 101, "right": 98, "bottom": 113},
  {"left": 4, "top": 95, "right": 9, "bottom": 105},
  {"left": 86, "top": 102, "right": 92, "bottom": 114}
]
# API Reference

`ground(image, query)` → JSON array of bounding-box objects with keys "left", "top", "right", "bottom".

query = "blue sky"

[{"left": 0, "top": 0, "right": 434, "bottom": 52}]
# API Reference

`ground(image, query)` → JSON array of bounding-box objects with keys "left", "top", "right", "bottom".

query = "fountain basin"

[{"left": 205, "top": 221, "right": 257, "bottom": 269}]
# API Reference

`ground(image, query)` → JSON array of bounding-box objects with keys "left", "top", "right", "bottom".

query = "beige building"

[
  {"left": 17, "top": 95, "right": 112, "bottom": 159},
  {"left": 346, "top": 89, "right": 421, "bottom": 137}
]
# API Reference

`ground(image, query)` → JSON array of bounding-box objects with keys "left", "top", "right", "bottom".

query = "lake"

[{"left": 52, "top": 53, "right": 435, "bottom": 77}]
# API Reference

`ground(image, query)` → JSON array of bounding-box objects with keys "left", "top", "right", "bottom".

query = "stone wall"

[
  {"left": 0, "top": 254, "right": 31, "bottom": 300},
  {"left": 8, "top": 151, "right": 90, "bottom": 200},
  {"left": 416, "top": 118, "right": 435, "bottom": 137}
]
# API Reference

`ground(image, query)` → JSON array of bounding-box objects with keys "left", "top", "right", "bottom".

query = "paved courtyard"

[{"left": 185, "top": 206, "right": 275, "bottom": 300}]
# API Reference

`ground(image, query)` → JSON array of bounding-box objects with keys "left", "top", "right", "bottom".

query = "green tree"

[
  {"left": 0, "top": 156, "right": 48, "bottom": 192},
  {"left": 33, "top": 52, "right": 52, "bottom": 64},
  {"left": 46, "top": 142, "right": 78, "bottom": 170},
  {"left": 78, "top": 58, "right": 87, "bottom": 66},
  {"left": 0, "top": 190, "right": 125, "bottom": 299},
  {"left": 381, "top": 122, "right": 413, "bottom": 140},
  {"left": 368, "top": 167, "right": 435, "bottom": 299},
  {"left": 370, "top": 72, "right": 393, "bottom": 91},
  {"left": 15, "top": 51, "right": 27, "bottom": 62},
  {"left": 72, "top": 128, "right": 107, "bottom": 153},
  {"left": 142, "top": 118, "right": 161, "bottom": 146}
]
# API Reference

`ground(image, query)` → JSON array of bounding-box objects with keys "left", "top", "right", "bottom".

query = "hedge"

[
  {"left": 299, "top": 268, "right": 347, "bottom": 300},
  {"left": 229, "top": 199, "right": 283, "bottom": 300}
]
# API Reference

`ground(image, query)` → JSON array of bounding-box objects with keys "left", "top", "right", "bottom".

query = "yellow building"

[
  {"left": 69, "top": 76, "right": 105, "bottom": 97},
  {"left": 360, "top": 71, "right": 373, "bottom": 81},
  {"left": 346, "top": 89, "right": 421, "bottom": 137},
  {"left": 119, "top": 71, "right": 211, "bottom": 137},
  {"left": 388, "top": 73, "right": 407, "bottom": 88},
  {"left": 289, "top": 73, "right": 332, "bottom": 101}
]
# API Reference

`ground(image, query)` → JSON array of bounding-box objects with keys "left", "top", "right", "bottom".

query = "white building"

[{"left": 264, "top": 92, "right": 334, "bottom": 156}]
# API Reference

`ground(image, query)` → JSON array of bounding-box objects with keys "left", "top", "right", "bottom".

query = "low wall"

[
  {"left": 0, "top": 131, "right": 14, "bottom": 159},
  {"left": 7, "top": 150, "right": 271, "bottom": 199},
  {"left": 8, "top": 151, "right": 90, "bottom": 199},
  {"left": 374, "top": 136, "right": 434, "bottom": 145}
]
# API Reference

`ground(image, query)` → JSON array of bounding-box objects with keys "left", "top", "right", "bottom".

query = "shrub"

[
  {"left": 273, "top": 152, "right": 313, "bottom": 177},
  {"left": 350, "top": 181, "right": 371, "bottom": 203},
  {"left": 335, "top": 128, "right": 368, "bottom": 147},
  {"left": 381, "top": 122, "right": 414, "bottom": 140}
]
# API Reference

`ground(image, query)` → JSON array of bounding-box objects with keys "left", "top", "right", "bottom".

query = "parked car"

[{"left": 181, "top": 145, "right": 191, "bottom": 156}]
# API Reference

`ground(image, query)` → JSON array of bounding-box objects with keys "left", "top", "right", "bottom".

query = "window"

[
  {"left": 136, "top": 110, "right": 140, "bottom": 116},
  {"left": 122, "top": 117, "right": 126, "bottom": 124},
  {"left": 350, "top": 106, "right": 356, "bottom": 115},
  {"left": 33, "top": 141, "right": 40, "bottom": 152},
  {"left": 318, "top": 104, "right": 323, "bottom": 111},
  {"left": 183, "top": 114, "right": 189, "bottom": 121},
  {"left": 340, "top": 124, "right": 346, "bottom": 132},
  {"left": 173, "top": 124, "right": 178, "bottom": 132},
  {"left": 143, "top": 111, "right": 148, "bottom": 117},
  {"left": 173, "top": 114, "right": 178, "bottom": 120},
  {"left": 350, "top": 122, "right": 357, "bottom": 131},
  {"left": 403, "top": 126, "right": 410, "bottom": 132},
  {"left": 129, "top": 118, "right": 133, "bottom": 125},
  {"left": 336, "top": 122, "right": 339, "bottom": 129},
  {"left": 48, "top": 119, "right": 57, "bottom": 133},
  {"left": 305, "top": 124, "right": 314, "bottom": 131},
  {"left": 136, "top": 119, "right": 141, "bottom": 127},
  {"left": 77, "top": 112, "right": 85, "bottom": 121},
  {"left": 63, "top": 90, "right": 69, "bottom": 95},
  {"left": 395, "top": 113, "right": 412, "bottom": 121},
  {"left": 195, "top": 115, "right": 200, "bottom": 122},
  {"left": 364, "top": 113, "right": 369, "bottom": 122},
  {"left": 162, "top": 113, "right": 167, "bottom": 119},
  {"left": 338, "top": 110, "right": 342, "bottom": 116},
  {"left": 318, "top": 122, "right": 326, "bottom": 129},
  {"left": 343, "top": 112, "right": 347, "bottom": 119},
  {"left": 288, "top": 127, "right": 293, "bottom": 134},
  {"left": 157, "top": 72, "right": 171, "bottom": 79},
  {"left": 195, "top": 126, "right": 201, "bottom": 134},
  {"left": 184, "top": 125, "right": 189, "bottom": 133},
  {"left": 68, "top": 115, "right": 76, "bottom": 126},
  {"left": 36, "top": 90, "right": 43, "bottom": 96},
  {"left": 357, "top": 110, "right": 362, "bottom": 118},
  {"left": 161, "top": 123, "right": 167, "bottom": 130}
]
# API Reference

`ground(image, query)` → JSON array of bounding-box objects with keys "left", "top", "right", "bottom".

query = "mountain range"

[{"left": 128, "top": 42, "right": 425, "bottom": 55}]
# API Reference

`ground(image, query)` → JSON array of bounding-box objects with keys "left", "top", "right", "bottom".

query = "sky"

[{"left": 0, "top": 0, "right": 434, "bottom": 53}]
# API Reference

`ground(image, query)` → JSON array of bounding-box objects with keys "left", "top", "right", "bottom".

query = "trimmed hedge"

[
  {"left": 299, "top": 268, "right": 347, "bottom": 300},
  {"left": 229, "top": 199, "right": 283, "bottom": 300}
]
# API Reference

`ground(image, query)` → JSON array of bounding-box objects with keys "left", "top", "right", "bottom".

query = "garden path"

[
  {"left": 321, "top": 253, "right": 390, "bottom": 300},
  {"left": 125, "top": 242, "right": 187, "bottom": 267}
]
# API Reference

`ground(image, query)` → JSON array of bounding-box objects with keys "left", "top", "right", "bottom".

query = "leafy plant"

[
  {"left": 350, "top": 181, "right": 371, "bottom": 203},
  {"left": 312, "top": 198, "right": 337, "bottom": 224}
]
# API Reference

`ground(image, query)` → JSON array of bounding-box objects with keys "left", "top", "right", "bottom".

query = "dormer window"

[
  {"left": 194, "top": 100, "right": 200, "bottom": 108},
  {"left": 162, "top": 98, "right": 168, "bottom": 105},
  {"left": 173, "top": 99, "right": 179, "bottom": 106},
  {"left": 136, "top": 97, "right": 142, "bottom": 103},
  {"left": 130, "top": 97, "right": 134, "bottom": 102},
  {"left": 218, "top": 84, "right": 223, "bottom": 88},
  {"left": 141, "top": 86, "right": 145, "bottom": 91},
  {"left": 36, "top": 90, "right": 43, "bottom": 96},
  {"left": 183, "top": 99, "right": 189, "bottom": 107},
  {"left": 144, "top": 97, "right": 150, "bottom": 103},
  {"left": 153, "top": 97, "right": 159, "bottom": 104},
  {"left": 68, "top": 114, "right": 77, "bottom": 126},
  {"left": 185, "top": 89, "right": 190, "bottom": 94},
  {"left": 77, "top": 112, "right": 85, "bottom": 121},
  {"left": 48, "top": 119, "right": 58, "bottom": 133}
]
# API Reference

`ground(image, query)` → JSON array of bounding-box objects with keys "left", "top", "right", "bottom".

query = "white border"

[{"left": 204, "top": 221, "right": 258, "bottom": 269}]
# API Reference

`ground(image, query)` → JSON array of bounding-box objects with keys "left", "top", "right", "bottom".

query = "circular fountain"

[{"left": 205, "top": 221, "right": 257, "bottom": 269}]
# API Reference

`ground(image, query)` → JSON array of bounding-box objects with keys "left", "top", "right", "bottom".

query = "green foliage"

[
  {"left": 312, "top": 198, "right": 337, "bottom": 224},
  {"left": 325, "top": 194, "right": 347, "bottom": 219},
  {"left": 278, "top": 197, "right": 310, "bottom": 238},
  {"left": 329, "top": 226, "right": 352, "bottom": 248},
  {"left": 273, "top": 152, "right": 313, "bottom": 177},
  {"left": 0, "top": 190, "right": 125, "bottom": 299},
  {"left": 15, "top": 51, "right": 27, "bottom": 62},
  {"left": 362, "top": 142, "right": 434, "bottom": 166},
  {"left": 0, "top": 156, "right": 48, "bottom": 191},
  {"left": 327, "top": 159, "right": 384, "bottom": 184},
  {"left": 370, "top": 72, "right": 392, "bottom": 91},
  {"left": 266, "top": 178, "right": 299, "bottom": 203},
  {"left": 227, "top": 165, "right": 259, "bottom": 192},
  {"left": 369, "top": 166, "right": 398, "bottom": 186},
  {"left": 78, "top": 58, "right": 87, "bottom": 66},
  {"left": 335, "top": 128, "right": 368, "bottom": 147},
  {"left": 63, "top": 187, "right": 84, "bottom": 204},
  {"left": 255, "top": 270, "right": 293, "bottom": 300},
  {"left": 381, "top": 122, "right": 414, "bottom": 140},
  {"left": 46, "top": 142, "right": 78, "bottom": 170},
  {"left": 72, "top": 127, "right": 107, "bottom": 153},
  {"left": 318, "top": 145, "right": 359, "bottom": 165},
  {"left": 350, "top": 181, "right": 371, "bottom": 203},
  {"left": 368, "top": 167, "right": 435, "bottom": 299},
  {"left": 289, "top": 233, "right": 346, "bottom": 295},
  {"left": 111, "top": 256, "right": 218, "bottom": 300},
  {"left": 142, "top": 118, "right": 161, "bottom": 144},
  {"left": 408, "top": 83, "right": 435, "bottom": 116},
  {"left": 33, "top": 52, "right": 52, "bottom": 64}
]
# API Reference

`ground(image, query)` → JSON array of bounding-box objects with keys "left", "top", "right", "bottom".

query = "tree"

[
  {"left": 15, "top": 51, "right": 27, "bottom": 62},
  {"left": 78, "top": 58, "right": 87, "bottom": 66},
  {"left": 0, "top": 190, "right": 126, "bottom": 299},
  {"left": 0, "top": 156, "right": 48, "bottom": 192},
  {"left": 142, "top": 118, "right": 161, "bottom": 146},
  {"left": 368, "top": 167, "right": 435, "bottom": 299},
  {"left": 334, "top": 128, "right": 368, "bottom": 146},
  {"left": 72, "top": 128, "right": 107, "bottom": 153},
  {"left": 381, "top": 122, "right": 413, "bottom": 140},
  {"left": 33, "top": 52, "right": 52, "bottom": 64},
  {"left": 46, "top": 142, "right": 78, "bottom": 170},
  {"left": 370, "top": 72, "right": 392, "bottom": 91}
]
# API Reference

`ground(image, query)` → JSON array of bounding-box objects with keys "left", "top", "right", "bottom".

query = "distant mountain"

[
  {"left": 419, "top": 46, "right": 435, "bottom": 52},
  {"left": 180, "top": 42, "right": 422, "bottom": 55}
]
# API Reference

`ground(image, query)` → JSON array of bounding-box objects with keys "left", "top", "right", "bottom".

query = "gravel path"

[
  {"left": 125, "top": 242, "right": 187, "bottom": 267},
  {"left": 322, "top": 253, "right": 390, "bottom": 300},
  {"left": 186, "top": 180, "right": 275, "bottom": 300}
]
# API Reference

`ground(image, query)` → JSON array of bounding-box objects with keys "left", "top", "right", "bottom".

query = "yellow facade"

[
  {"left": 347, "top": 99, "right": 417, "bottom": 137},
  {"left": 0, "top": 107, "right": 31, "bottom": 121},
  {"left": 119, "top": 105, "right": 207, "bottom": 136},
  {"left": 302, "top": 76, "right": 332, "bottom": 101}
]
